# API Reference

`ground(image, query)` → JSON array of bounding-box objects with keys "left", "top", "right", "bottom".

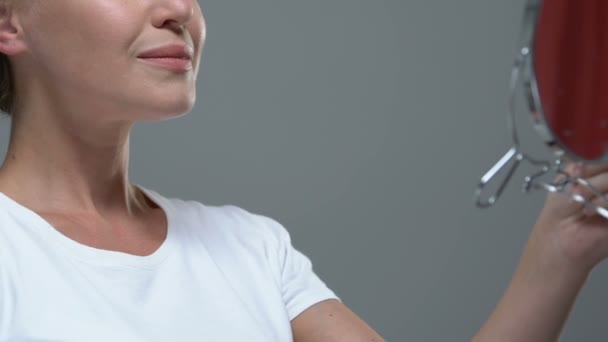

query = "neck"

[{"left": 0, "top": 108, "right": 149, "bottom": 219}]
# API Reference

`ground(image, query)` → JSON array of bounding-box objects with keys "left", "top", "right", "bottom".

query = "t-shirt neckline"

[{"left": 0, "top": 184, "right": 175, "bottom": 269}]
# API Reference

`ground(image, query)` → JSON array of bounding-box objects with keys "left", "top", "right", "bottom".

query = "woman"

[
  {"left": 0, "top": 0, "right": 605, "bottom": 341},
  {"left": 0, "top": 0, "right": 384, "bottom": 340}
]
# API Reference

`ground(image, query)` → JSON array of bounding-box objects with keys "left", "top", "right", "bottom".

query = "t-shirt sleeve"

[{"left": 260, "top": 215, "right": 341, "bottom": 321}]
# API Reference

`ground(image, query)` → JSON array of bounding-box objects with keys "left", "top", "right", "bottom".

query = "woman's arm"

[
  {"left": 291, "top": 299, "right": 385, "bottom": 342},
  {"left": 474, "top": 163, "right": 608, "bottom": 342},
  {"left": 472, "top": 226, "right": 588, "bottom": 342}
]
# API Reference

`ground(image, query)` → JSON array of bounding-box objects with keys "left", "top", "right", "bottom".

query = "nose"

[{"left": 151, "top": 0, "right": 196, "bottom": 31}]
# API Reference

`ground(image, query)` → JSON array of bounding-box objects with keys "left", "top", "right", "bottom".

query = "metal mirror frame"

[{"left": 474, "top": 0, "right": 608, "bottom": 219}]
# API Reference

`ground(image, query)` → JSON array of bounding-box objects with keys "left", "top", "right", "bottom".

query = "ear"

[{"left": 0, "top": 1, "right": 28, "bottom": 56}]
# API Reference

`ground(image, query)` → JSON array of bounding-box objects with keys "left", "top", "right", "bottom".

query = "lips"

[
  {"left": 137, "top": 44, "right": 194, "bottom": 60},
  {"left": 138, "top": 57, "right": 193, "bottom": 72}
]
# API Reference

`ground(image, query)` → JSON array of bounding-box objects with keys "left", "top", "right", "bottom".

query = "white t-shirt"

[{"left": 0, "top": 185, "right": 340, "bottom": 341}]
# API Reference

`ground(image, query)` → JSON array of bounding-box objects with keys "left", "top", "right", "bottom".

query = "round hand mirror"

[
  {"left": 476, "top": 0, "right": 608, "bottom": 218},
  {"left": 528, "top": 0, "right": 608, "bottom": 162}
]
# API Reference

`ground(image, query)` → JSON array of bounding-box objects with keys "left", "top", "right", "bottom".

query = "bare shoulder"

[{"left": 291, "top": 299, "right": 385, "bottom": 342}]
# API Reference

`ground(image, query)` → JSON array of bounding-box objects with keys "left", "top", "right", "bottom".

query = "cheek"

[
  {"left": 32, "top": 1, "right": 136, "bottom": 52},
  {"left": 30, "top": 6, "right": 136, "bottom": 80}
]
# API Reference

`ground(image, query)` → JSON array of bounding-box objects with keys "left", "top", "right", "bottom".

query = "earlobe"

[{"left": 0, "top": 3, "right": 27, "bottom": 56}]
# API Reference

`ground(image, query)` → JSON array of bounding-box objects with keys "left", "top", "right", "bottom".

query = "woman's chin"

[{"left": 140, "top": 95, "right": 196, "bottom": 121}]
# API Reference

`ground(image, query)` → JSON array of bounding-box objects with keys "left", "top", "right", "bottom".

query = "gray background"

[{"left": 2, "top": 0, "right": 607, "bottom": 341}]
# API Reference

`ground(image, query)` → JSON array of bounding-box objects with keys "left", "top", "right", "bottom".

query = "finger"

[
  {"left": 558, "top": 162, "right": 586, "bottom": 182},
  {"left": 563, "top": 162, "right": 579, "bottom": 175},
  {"left": 547, "top": 163, "right": 608, "bottom": 219},
  {"left": 583, "top": 196, "right": 608, "bottom": 217},
  {"left": 582, "top": 172, "right": 608, "bottom": 218},
  {"left": 560, "top": 162, "right": 608, "bottom": 180},
  {"left": 579, "top": 163, "right": 608, "bottom": 179},
  {"left": 543, "top": 176, "right": 586, "bottom": 218},
  {"left": 571, "top": 172, "right": 608, "bottom": 205},
  {"left": 551, "top": 162, "right": 578, "bottom": 184}
]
